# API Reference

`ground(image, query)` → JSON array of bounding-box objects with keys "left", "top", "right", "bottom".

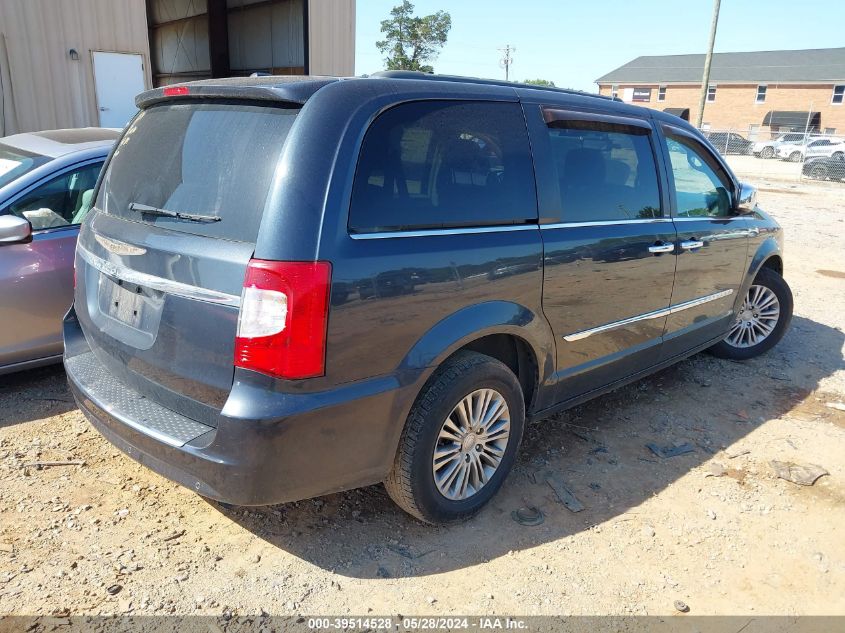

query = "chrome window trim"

[
  {"left": 77, "top": 244, "right": 242, "bottom": 307},
  {"left": 671, "top": 215, "right": 742, "bottom": 222},
  {"left": 349, "top": 224, "right": 539, "bottom": 240},
  {"left": 563, "top": 289, "right": 734, "bottom": 342},
  {"left": 541, "top": 218, "right": 672, "bottom": 230}
]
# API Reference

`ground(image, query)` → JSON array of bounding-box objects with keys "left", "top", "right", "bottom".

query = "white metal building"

[{"left": 0, "top": 0, "right": 355, "bottom": 136}]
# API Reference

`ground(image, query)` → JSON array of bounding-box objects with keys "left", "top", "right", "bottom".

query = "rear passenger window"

[
  {"left": 544, "top": 113, "right": 662, "bottom": 223},
  {"left": 349, "top": 101, "right": 536, "bottom": 233}
]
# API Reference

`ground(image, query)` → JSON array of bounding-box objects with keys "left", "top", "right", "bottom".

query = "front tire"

[
  {"left": 709, "top": 267, "right": 793, "bottom": 360},
  {"left": 385, "top": 351, "right": 525, "bottom": 524},
  {"left": 760, "top": 147, "right": 774, "bottom": 159},
  {"left": 789, "top": 151, "right": 802, "bottom": 162}
]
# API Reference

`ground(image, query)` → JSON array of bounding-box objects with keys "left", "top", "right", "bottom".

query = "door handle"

[
  {"left": 648, "top": 242, "right": 675, "bottom": 254},
  {"left": 680, "top": 240, "right": 704, "bottom": 250}
]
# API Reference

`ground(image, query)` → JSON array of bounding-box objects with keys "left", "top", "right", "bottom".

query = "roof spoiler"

[{"left": 135, "top": 77, "right": 340, "bottom": 109}]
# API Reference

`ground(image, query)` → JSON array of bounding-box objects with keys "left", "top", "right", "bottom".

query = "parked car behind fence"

[
  {"left": 776, "top": 137, "right": 845, "bottom": 162},
  {"left": 704, "top": 131, "right": 754, "bottom": 155},
  {"left": 803, "top": 156, "right": 845, "bottom": 181},
  {"left": 753, "top": 132, "right": 819, "bottom": 159}
]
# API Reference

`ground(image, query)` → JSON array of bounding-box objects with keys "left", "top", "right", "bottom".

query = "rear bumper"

[{"left": 63, "top": 308, "right": 413, "bottom": 506}]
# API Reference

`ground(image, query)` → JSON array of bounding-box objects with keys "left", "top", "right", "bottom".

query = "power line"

[{"left": 498, "top": 45, "right": 515, "bottom": 82}]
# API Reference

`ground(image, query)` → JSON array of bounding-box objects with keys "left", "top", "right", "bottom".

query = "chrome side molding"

[{"left": 563, "top": 289, "right": 734, "bottom": 342}]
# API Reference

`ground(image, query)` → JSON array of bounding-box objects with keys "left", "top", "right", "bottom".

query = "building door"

[{"left": 92, "top": 52, "right": 145, "bottom": 128}]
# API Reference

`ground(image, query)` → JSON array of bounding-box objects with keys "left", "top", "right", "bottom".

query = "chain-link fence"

[{"left": 698, "top": 126, "right": 845, "bottom": 185}]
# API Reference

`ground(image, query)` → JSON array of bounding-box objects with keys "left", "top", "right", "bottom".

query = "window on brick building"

[
  {"left": 707, "top": 85, "right": 717, "bottom": 102},
  {"left": 756, "top": 85, "right": 767, "bottom": 103},
  {"left": 611, "top": 84, "right": 619, "bottom": 99},
  {"left": 658, "top": 86, "right": 667, "bottom": 102},
  {"left": 832, "top": 85, "right": 845, "bottom": 105}
]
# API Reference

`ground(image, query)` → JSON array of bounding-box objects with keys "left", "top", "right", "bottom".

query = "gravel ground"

[{"left": 0, "top": 173, "right": 843, "bottom": 619}]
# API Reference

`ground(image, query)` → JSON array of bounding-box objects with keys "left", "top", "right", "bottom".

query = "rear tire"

[
  {"left": 809, "top": 164, "right": 829, "bottom": 180},
  {"left": 832, "top": 151, "right": 844, "bottom": 161},
  {"left": 760, "top": 147, "right": 774, "bottom": 159},
  {"left": 709, "top": 267, "right": 793, "bottom": 361},
  {"left": 789, "top": 151, "right": 802, "bottom": 162},
  {"left": 385, "top": 351, "right": 525, "bottom": 524}
]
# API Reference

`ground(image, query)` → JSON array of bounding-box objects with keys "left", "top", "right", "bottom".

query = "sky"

[{"left": 355, "top": 0, "right": 845, "bottom": 92}]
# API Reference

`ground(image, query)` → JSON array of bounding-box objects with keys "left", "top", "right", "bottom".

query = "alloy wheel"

[
  {"left": 432, "top": 388, "right": 511, "bottom": 500},
  {"left": 726, "top": 284, "right": 781, "bottom": 348}
]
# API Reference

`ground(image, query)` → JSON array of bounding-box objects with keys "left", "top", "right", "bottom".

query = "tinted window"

[
  {"left": 5, "top": 163, "right": 102, "bottom": 230},
  {"left": 665, "top": 133, "right": 731, "bottom": 218},
  {"left": 96, "top": 102, "right": 299, "bottom": 243},
  {"left": 349, "top": 101, "right": 536, "bottom": 233},
  {"left": 546, "top": 118, "right": 661, "bottom": 222}
]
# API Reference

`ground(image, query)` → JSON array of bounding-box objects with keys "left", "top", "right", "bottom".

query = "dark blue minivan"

[{"left": 64, "top": 73, "right": 792, "bottom": 523}]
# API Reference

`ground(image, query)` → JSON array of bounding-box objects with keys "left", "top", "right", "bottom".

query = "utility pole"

[
  {"left": 499, "top": 45, "right": 515, "bottom": 82},
  {"left": 695, "top": 0, "right": 721, "bottom": 129}
]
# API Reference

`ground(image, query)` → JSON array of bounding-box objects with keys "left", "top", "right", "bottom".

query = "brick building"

[{"left": 595, "top": 48, "right": 845, "bottom": 139}]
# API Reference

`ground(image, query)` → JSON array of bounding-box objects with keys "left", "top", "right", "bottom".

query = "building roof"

[{"left": 596, "top": 47, "right": 845, "bottom": 85}]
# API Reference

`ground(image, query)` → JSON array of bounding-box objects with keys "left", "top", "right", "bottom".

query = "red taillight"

[
  {"left": 234, "top": 260, "right": 332, "bottom": 380},
  {"left": 163, "top": 86, "right": 190, "bottom": 97}
]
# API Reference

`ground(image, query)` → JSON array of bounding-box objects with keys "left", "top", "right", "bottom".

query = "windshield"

[
  {"left": 0, "top": 143, "right": 50, "bottom": 189},
  {"left": 96, "top": 101, "right": 300, "bottom": 243}
]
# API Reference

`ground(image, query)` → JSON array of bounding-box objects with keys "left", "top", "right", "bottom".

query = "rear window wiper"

[{"left": 128, "top": 202, "right": 221, "bottom": 223}]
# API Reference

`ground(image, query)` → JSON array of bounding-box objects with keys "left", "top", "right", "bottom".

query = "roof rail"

[{"left": 370, "top": 70, "right": 617, "bottom": 101}]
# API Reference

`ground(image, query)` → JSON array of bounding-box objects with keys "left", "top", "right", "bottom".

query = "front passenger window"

[
  {"left": 4, "top": 163, "right": 102, "bottom": 230},
  {"left": 665, "top": 135, "right": 731, "bottom": 218}
]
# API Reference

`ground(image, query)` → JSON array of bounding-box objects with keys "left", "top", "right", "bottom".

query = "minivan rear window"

[{"left": 96, "top": 102, "right": 299, "bottom": 243}]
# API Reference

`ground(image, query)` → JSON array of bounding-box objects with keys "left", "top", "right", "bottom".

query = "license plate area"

[
  {"left": 106, "top": 279, "right": 145, "bottom": 328},
  {"left": 95, "top": 273, "right": 165, "bottom": 350}
]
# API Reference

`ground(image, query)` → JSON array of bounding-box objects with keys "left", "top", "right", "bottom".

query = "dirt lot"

[{"left": 1, "top": 172, "right": 843, "bottom": 619}]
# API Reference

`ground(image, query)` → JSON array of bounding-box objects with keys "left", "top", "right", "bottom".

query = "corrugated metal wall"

[
  {"left": 0, "top": 0, "right": 151, "bottom": 135},
  {"left": 228, "top": 0, "right": 304, "bottom": 74},
  {"left": 308, "top": 0, "right": 355, "bottom": 77},
  {"left": 148, "top": 0, "right": 212, "bottom": 85}
]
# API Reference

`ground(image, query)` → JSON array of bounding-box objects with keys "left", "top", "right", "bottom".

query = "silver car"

[{"left": 0, "top": 128, "right": 118, "bottom": 375}]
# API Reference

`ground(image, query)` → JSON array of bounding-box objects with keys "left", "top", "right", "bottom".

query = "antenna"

[{"left": 498, "top": 45, "right": 515, "bottom": 82}]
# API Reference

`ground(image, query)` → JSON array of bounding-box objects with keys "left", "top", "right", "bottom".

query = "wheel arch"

[
  {"left": 734, "top": 237, "right": 784, "bottom": 312},
  {"left": 397, "top": 301, "right": 555, "bottom": 413}
]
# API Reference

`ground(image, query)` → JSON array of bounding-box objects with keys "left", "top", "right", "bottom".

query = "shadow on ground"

[
  {"left": 213, "top": 315, "right": 844, "bottom": 578},
  {"left": 0, "top": 364, "right": 74, "bottom": 428}
]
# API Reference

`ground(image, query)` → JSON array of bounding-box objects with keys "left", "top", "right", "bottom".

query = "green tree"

[
  {"left": 523, "top": 79, "right": 556, "bottom": 87},
  {"left": 376, "top": 1, "right": 452, "bottom": 73}
]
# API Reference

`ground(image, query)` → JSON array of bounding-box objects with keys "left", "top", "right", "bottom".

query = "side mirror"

[
  {"left": 0, "top": 215, "right": 33, "bottom": 244},
  {"left": 734, "top": 182, "right": 758, "bottom": 214}
]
